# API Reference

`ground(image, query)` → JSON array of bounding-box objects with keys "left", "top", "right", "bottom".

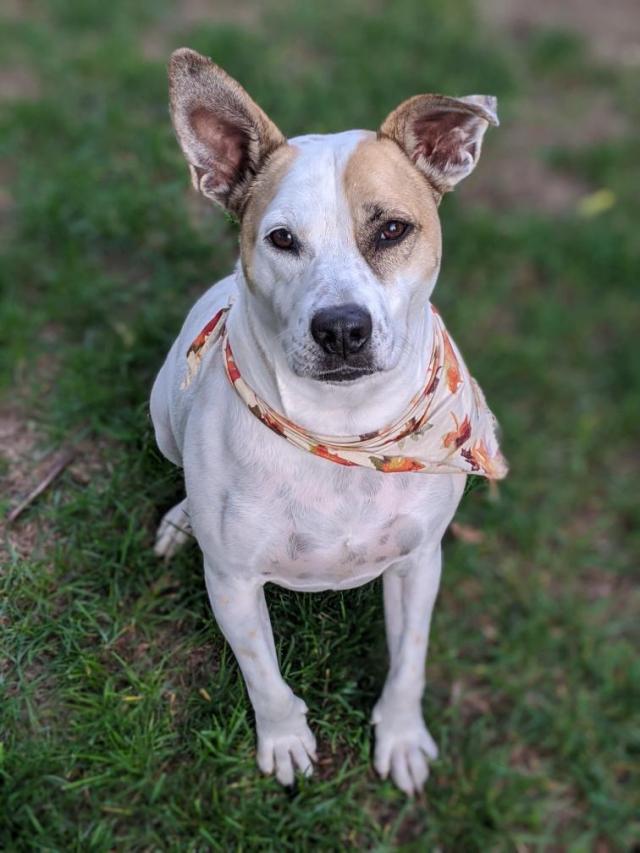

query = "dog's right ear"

[
  {"left": 168, "top": 48, "right": 286, "bottom": 215},
  {"left": 379, "top": 94, "right": 499, "bottom": 196}
]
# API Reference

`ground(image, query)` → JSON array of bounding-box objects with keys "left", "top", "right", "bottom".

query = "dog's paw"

[
  {"left": 154, "top": 499, "right": 192, "bottom": 560},
  {"left": 372, "top": 705, "right": 438, "bottom": 796},
  {"left": 256, "top": 698, "right": 317, "bottom": 786}
]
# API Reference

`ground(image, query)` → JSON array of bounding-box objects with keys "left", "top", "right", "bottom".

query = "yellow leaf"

[
  {"left": 577, "top": 188, "right": 616, "bottom": 218},
  {"left": 111, "top": 320, "right": 136, "bottom": 347}
]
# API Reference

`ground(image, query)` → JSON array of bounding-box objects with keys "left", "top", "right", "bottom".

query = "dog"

[{"left": 150, "top": 48, "right": 507, "bottom": 795}]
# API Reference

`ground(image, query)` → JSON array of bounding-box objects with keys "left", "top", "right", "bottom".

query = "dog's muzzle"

[{"left": 310, "top": 303, "right": 375, "bottom": 382}]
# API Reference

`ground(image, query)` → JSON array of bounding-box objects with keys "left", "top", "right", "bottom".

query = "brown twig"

[
  {"left": 450, "top": 521, "right": 486, "bottom": 545},
  {"left": 6, "top": 447, "right": 76, "bottom": 524}
]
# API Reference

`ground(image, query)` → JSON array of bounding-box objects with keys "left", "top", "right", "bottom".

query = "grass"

[{"left": 1, "top": 0, "right": 639, "bottom": 848}]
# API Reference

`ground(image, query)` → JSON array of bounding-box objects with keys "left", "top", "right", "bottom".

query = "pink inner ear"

[
  {"left": 189, "top": 106, "right": 249, "bottom": 188},
  {"left": 412, "top": 109, "right": 478, "bottom": 170}
]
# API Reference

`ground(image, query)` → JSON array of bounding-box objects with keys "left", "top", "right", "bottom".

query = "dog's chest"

[
  {"left": 185, "top": 373, "right": 462, "bottom": 592},
  {"left": 257, "top": 465, "right": 430, "bottom": 591},
  {"left": 195, "top": 437, "right": 439, "bottom": 592}
]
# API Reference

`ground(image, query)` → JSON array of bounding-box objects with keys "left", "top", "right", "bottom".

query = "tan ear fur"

[
  {"left": 168, "top": 48, "right": 286, "bottom": 215},
  {"left": 379, "top": 94, "right": 498, "bottom": 195}
]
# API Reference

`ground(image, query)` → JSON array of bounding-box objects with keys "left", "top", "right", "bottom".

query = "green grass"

[{"left": 1, "top": 0, "right": 639, "bottom": 848}]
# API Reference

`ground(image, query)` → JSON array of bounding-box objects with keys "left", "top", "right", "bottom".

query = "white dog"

[{"left": 151, "top": 48, "right": 507, "bottom": 795}]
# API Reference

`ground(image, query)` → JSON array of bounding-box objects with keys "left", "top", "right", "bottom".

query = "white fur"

[{"left": 151, "top": 131, "right": 466, "bottom": 795}]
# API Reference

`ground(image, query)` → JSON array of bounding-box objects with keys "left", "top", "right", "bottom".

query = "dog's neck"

[{"left": 226, "top": 278, "right": 435, "bottom": 438}]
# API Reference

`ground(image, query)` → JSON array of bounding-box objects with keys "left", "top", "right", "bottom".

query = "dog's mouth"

[
  {"left": 287, "top": 339, "right": 384, "bottom": 384},
  {"left": 313, "top": 365, "right": 378, "bottom": 384}
]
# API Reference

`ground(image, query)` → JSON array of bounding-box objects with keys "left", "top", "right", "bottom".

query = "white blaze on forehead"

[{"left": 260, "top": 130, "right": 374, "bottom": 245}]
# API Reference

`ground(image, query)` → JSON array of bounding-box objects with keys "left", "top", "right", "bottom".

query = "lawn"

[{"left": 1, "top": 0, "right": 639, "bottom": 849}]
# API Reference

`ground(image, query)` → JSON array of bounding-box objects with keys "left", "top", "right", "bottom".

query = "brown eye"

[
  {"left": 378, "top": 220, "right": 410, "bottom": 245},
  {"left": 268, "top": 228, "right": 295, "bottom": 250}
]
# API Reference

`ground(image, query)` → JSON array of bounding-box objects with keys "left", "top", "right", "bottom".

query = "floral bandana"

[{"left": 182, "top": 303, "right": 508, "bottom": 479}]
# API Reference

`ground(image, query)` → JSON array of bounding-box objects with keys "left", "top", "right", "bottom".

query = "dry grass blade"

[{"left": 6, "top": 447, "right": 76, "bottom": 523}]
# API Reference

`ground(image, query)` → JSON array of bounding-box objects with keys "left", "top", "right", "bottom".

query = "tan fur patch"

[
  {"left": 240, "top": 144, "right": 299, "bottom": 289},
  {"left": 343, "top": 136, "right": 442, "bottom": 283}
]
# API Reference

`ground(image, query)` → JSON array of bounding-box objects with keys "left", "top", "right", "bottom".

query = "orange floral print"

[
  {"left": 187, "top": 308, "right": 225, "bottom": 359},
  {"left": 225, "top": 347, "right": 241, "bottom": 382},
  {"left": 461, "top": 440, "right": 506, "bottom": 478},
  {"left": 252, "top": 406, "right": 285, "bottom": 437},
  {"left": 471, "top": 440, "right": 504, "bottom": 479},
  {"left": 370, "top": 455, "right": 425, "bottom": 473},
  {"left": 311, "top": 444, "right": 356, "bottom": 466},
  {"left": 442, "top": 332, "right": 462, "bottom": 394},
  {"left": 443, "top": 414, "right": 471, "bottom": 449}
]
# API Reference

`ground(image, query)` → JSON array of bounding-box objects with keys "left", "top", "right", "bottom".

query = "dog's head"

[{"left": 169, "top": 48, "right": 498, "bottom": 384}]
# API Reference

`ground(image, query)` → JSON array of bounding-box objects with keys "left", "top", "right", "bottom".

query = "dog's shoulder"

[
  {"left": 157, "top": 274, "right": 235, "bottom": 388},
  {"left": 178, "top": 274, "right": 237, "bottom": 350},
  {"left": 150, "top": 274, "right": 237, "bottom": 452}
]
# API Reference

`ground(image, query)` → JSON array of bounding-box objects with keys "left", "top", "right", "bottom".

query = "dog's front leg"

[
  {"left": 372, "top": 545, "right": 442, "bottom": 795},
  {"left": 203, "top": 567, "right": 317, "bottom": 785}
]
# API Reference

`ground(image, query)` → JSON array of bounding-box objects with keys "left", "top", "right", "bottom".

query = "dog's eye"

[
  {"left": 268, "top": 228, "right": 295, "bottom": 251},
  {"left": 378, "top": 220, "right": 410, "bottom": 245}
]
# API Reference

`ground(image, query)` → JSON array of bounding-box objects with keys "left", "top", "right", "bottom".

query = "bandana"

[{"left": 181, "top": 303, "right": 508, "bottom": 479}]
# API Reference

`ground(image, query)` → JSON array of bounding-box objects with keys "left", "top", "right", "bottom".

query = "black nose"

[{"left": 310, "top": 304, "right": 373, "bottom": 358}]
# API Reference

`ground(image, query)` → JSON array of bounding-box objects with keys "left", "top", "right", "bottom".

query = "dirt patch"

[
  {"left": 0, "top": 0, "right": 46, "bottom": 23},
  {"left": 1, "top": 339, "right": 63, "bottom": 553},
  {"left": 481, "top": 0, "right": 640, "bottom": 68},
  {"left": 0, "top": 398, "right": 115, "bottom": 564},
  {"left": 141, "top": 0, "right": 264, "bottom": 61},
  {"left": 0, "top": 407, "right": 54, "bottom": 562},
  {"left": 0, "top": 66, "right": 40, "bottom": 102}
]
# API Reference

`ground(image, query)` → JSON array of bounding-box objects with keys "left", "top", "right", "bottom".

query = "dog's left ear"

[
  {"left": 379, "top": 94, "right": 499, "bottom": 196},
  {"left": 168, "top": 48, "right": 286, "bottom": 215}
]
